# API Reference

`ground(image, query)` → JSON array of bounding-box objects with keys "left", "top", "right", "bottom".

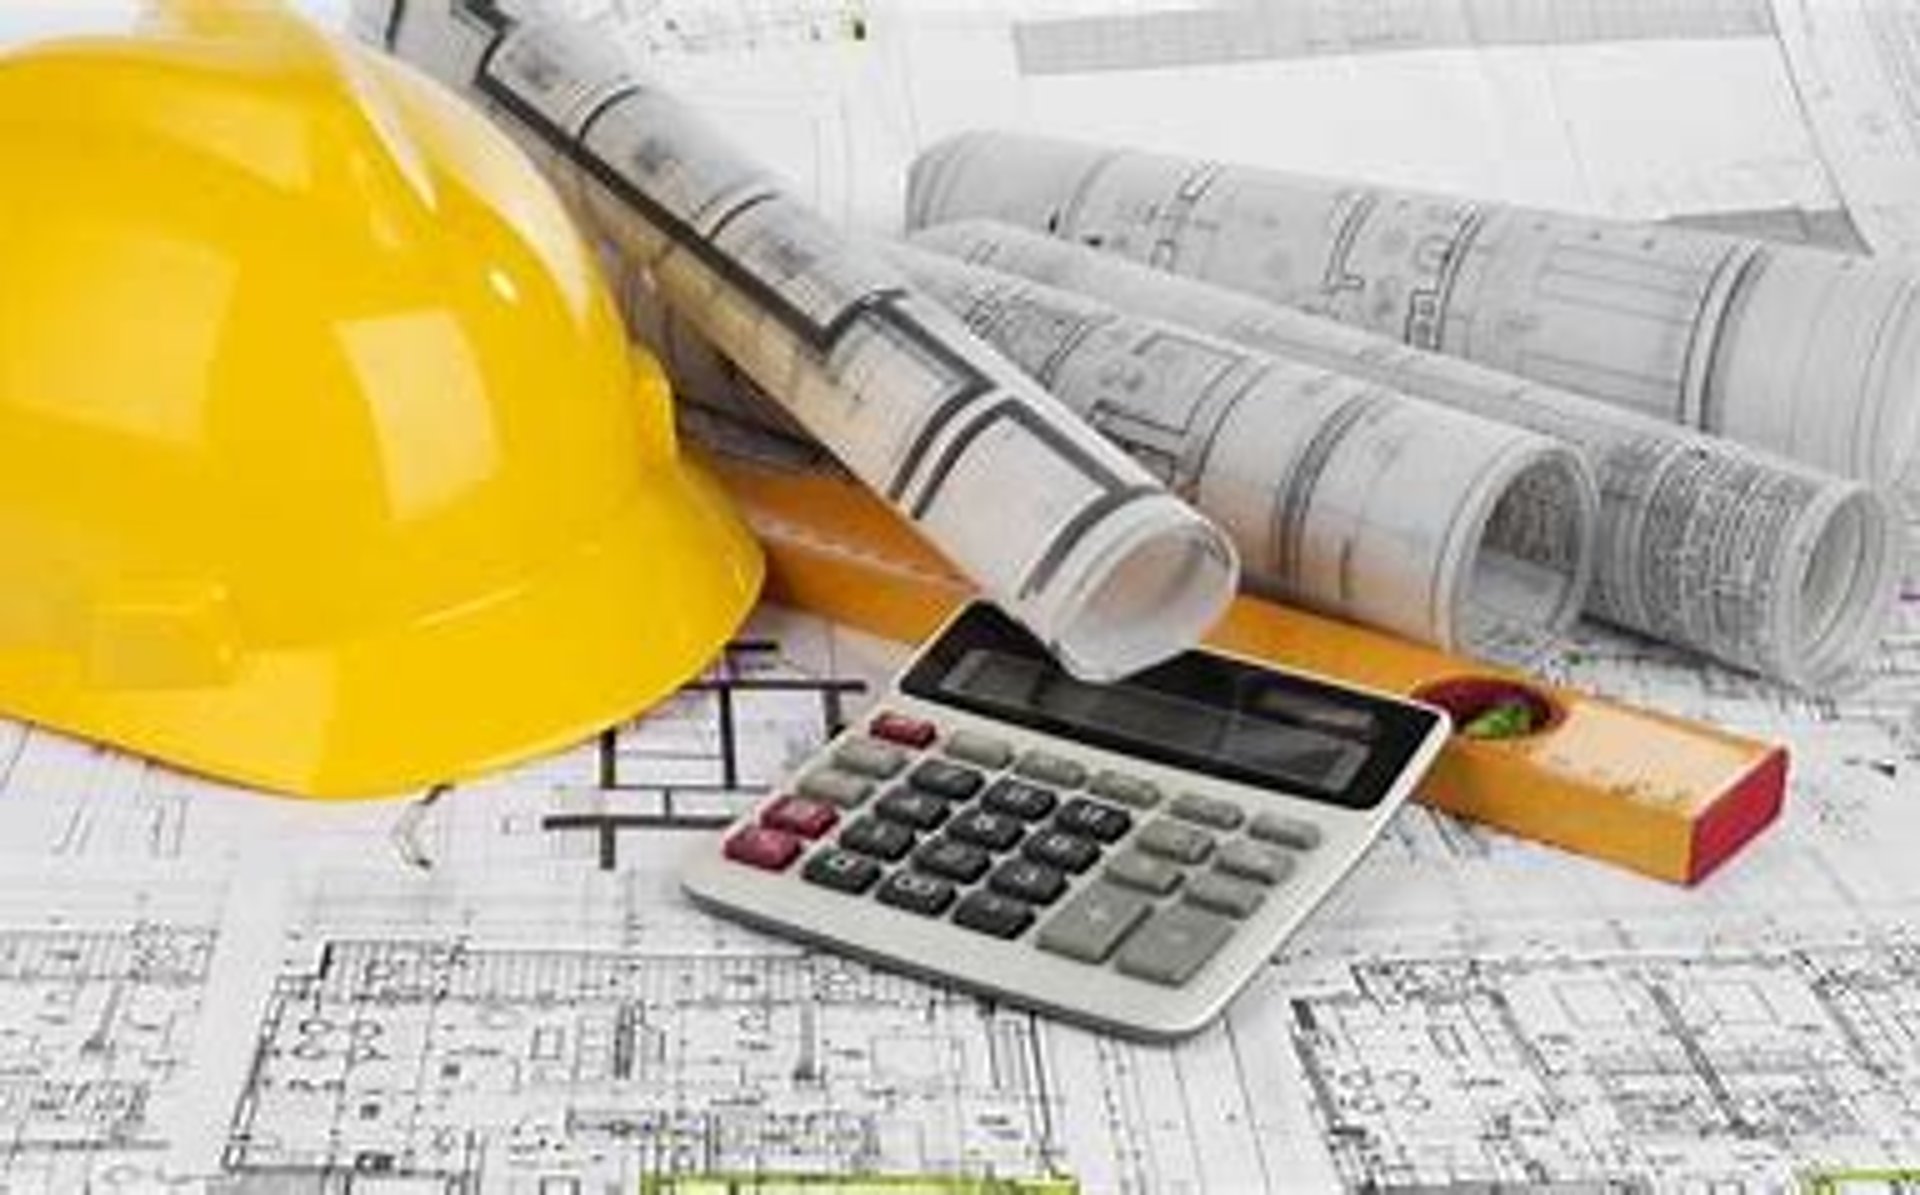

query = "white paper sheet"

[
  {"left": 0, "top": 595, "right": 1914, "bottom": 1191},
  {"left": 882, "top": 242, "right": 1599, "bottom": 663},
  {"left": 906, "top": 219, "right": 1901, "bottom": 692},
  {"left": 370, "top": 0, "right": 1241, "bottom": 683},
  {"left": 904, "top": 129, "right": 1920, "bottom": 492}
]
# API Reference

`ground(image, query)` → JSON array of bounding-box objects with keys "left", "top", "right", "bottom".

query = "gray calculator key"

[
  {"left": 944, "top": 730, "right": 1013, "bottom": 770},
  {"left": 1170, "top": 792, "right": 1246, "bottom": 831},
  {"left": 1115, "top": 904, "right": 1236, "bottom": 986},
  {"left": 1015, "top": 750, "right": 1088, "bottom": 789},
  {"left": 981, "top": 778, "right": 1057, "bottom": 821},
  {"left": 875, "top": 788, "right": 950, "bottom": 832},
  {"left": 875, "top": 870, "right": 957, "bottom": 917},
  {"left": 802, "top": 847, "right": 882, "bottom": 895},
  {"left": 947, "top": 807, "right": 1025, "bottom": 852},
  {"left": 909, "top": 758, "right": 985, "bottom": 801},
  {"left": 798, "top": 769, "right": 875, "bottom": 808},
  {"left": 1249, "top": 812, "right": 1324, "bottom": 851},
  {"left": 952, "top": 890, "right": 1035, "bottom": 939},
  {"left": 834, "top": 738, "right": 909, "bottom": 779},
  {"left": 1037, "top": 883, "right": 1152, "bottom": 964},
  {"left": 1215, "top": 840, "right": 1295, "bottom": 886},
  {"left": 1089, "top": 771, "right": 1162, "bottom": 809},
  {"left": 989, "top": 858, "right": 1068, "bottom": 906},
  {"left": 1105, "top": 848, "right": 1184, "bottom": 896},
  {"left": 1183, "top": 873, "right": 1266, "bottom": 919},
  {"left": 1137, "top": 819, "right": 1215, "bottom": 865},
  {"left": 839, "top": 816, "right": 915, "bottom": 862}
]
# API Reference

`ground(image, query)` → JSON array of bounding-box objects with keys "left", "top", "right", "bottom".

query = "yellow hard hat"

[{"left": 0, "top": 2, "right": 763, "bottom": 797}]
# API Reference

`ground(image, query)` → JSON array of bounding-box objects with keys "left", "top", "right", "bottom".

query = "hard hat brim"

[{"left": 3, "top": 456, "right": 765, "bottom": 799}]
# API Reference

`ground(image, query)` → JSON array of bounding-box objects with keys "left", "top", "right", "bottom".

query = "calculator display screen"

[{"left": 901, "top": 605, "right": 1443, "bottom": 809}]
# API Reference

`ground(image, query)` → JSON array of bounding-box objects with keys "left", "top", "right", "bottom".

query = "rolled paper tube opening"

[
  {"left": 1456, "top": 446, "right": 1598, "bottom": 663},
  {"left": 1048, "top": 506, "right": 1238, "bottom": 682},
  {"left": 1791, "top": 485, "right": 1897, "bottom": 691}
]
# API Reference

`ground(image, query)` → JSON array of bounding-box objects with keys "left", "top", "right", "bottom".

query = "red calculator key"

[
  {"left": 761, "top": 795, "right": 838, "bottom": 839},
  {"left": 723, "top": 826, "right": 802, "bottom": 871},
  {"left": 869, "top": 711, "right": 937, "bottom": 749}
]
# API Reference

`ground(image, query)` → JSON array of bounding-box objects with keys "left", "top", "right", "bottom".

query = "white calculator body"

[{"left": 681, "top": 602, "right": 1450, "bottom": 1040}]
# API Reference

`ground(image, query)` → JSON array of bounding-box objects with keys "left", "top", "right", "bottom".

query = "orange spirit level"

[{"left": 705, "top": 454, "right": 1787, "bottom": 886}]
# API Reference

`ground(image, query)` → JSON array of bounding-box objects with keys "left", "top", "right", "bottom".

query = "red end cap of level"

[{"left": 1686, "top": 746, "right": 1789, "bottom": 885}]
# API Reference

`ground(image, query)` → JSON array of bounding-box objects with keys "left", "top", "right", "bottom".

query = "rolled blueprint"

[
  {"left": 365, "top": 2, "right": 1240, "bottom": 680},
  {"left": 911, "top": 221, "right": 1902, "bottom": 691},
  {"left": 885, "top": 244, "right": 1598, "bottom": 663},
  {"left": 907, "top": 131, "right": 1920, "bottom": 489}
]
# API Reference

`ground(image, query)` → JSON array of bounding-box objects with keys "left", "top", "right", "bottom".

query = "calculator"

[{"left": 681, "top": 602, "right": 1451, "bottom": 1040}]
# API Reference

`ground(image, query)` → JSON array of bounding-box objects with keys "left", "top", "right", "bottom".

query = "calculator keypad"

[
  {"left": 804, "top": 847, "right": 882, "bottom": 893},
  {"left": 760, "top": 795, "right": 838, "bottom": 839},
  {"left": 909, "top": 759, "right": 986, "bottom": 801},
  {"left": 944, "top": 730, "right": 1013, "bottom": 770},
  {"left": 840, "top": 815, "right": 915, "bottom": 862},
  {"left": 876, "top": 870, "right": 957, "bottom": 916},
  {"left": 915, "top": 837, "right": 992, "bottom": 883},
  {"left": 834, "top": 739, "right": 910, "bottom": 779},
  {"left": 981, "top": 778, "right": 1057, "bottom": 821},
  {"left": 953, "top": 890, "right": 1036, "bottom": 938},
  {"left": 798, "top": 769, "right": 874, "bottom": 808},
  {"left": 718, "top": 708, "right": 1320, "bottom": 992},
  {"left": 874, "top": 788, "right": 949, "bottom": 831}
]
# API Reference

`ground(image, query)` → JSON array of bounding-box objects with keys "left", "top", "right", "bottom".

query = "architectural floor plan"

[
  {"left": 0, "top": 600, "right": 1910, "bottom": 1190},
  {"left": 3, "top": 1, "right": 1920, "bottom": 1190}
]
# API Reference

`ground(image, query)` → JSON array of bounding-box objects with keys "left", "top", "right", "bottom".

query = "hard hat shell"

[{"left": 0, "top": 3, "right": 763, "bottom": 797}]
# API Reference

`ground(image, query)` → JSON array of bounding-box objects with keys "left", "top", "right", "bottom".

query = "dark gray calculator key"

[
  {"left": 1170, "top": 792, "right": 1246, "bottom": 831},
  {"left": 1115, "top": 904, "right": 1236, "bottom": 987},
  {"left": 874, "top": 788, "right": 950, "bottom": 832},
  {"left": 1015, "top": 750, "right": 1088, "bottom": 789},
  {"left": 1022, "top": 829, "right": 1100, "bottom": 874},
  {"left": 802, "top": 847, "right": 883, "bottom": 895},
  {"left": 1055, "top": 798, "right": 1132, "bottom": 844},
  {"left": 798, "top": 769, "right": 875, "bottom": 809},
  {"left": 833, "top": 738, "right": 910, "bottom": 780},
  {"left": 1088, "top": 771, "right": 1162, "bottom": 809},
  {"left": 1183, "top": 873, "right": 1266, "bottom": 919},
  {"left": 909, "top": 758, "right": 985, "bottom": 801},
  {"left": 944, "top": 730, "right": 1013, "bottom": 770},
  {"left": 1249, "top": 812, "right": 1324, "bottom": 851},
  {"left": 839, "top": 815, "right": 915, "bottom": 862},
  {"left": 982, "top": 778, "right": 1058, "bottom": 821},
  {"left": 1104, "top": 848, "right": 1184, "bottom": 896},
  {"left": 988, "top": 858, "right": 1068, "bottom": 906},
  {"left": 1215, "top": 840, "right": 1295, "bottom": 886},
  {"left": 947, "top": 808, "right": 1025, "bottom": 852},
  {"left": 1037, "top": 883, "right": 1153, "bottom": 964},
  {"left": 1136, "top": 818, "right": 1215, "bottom": 865},
  {"left": 952, "top": 890, "right": 1036, "bottom": 939},
  {"left": 914, "top": 837, "right": 992, "bottom": 884},
  {"left": 875, "top": 870, "right": 957, "bottom": 917}
]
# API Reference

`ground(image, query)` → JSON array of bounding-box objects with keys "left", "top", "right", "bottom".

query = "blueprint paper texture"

[
  {"left": 904, "top": 130, "right": 1920, "bottom": 491},
  {"left": 0, "top": 596, "right": 1915, "bottom": 1191},
  {"left": 368, "top": 1, "right": 1240, "bottom": 683},
  {"left": 884, "top": 243, "right": 1598, "bottom": 663},
  {"left": 4, "top": 1, "right": 1920, "bottom": 1191},
  {"left": 907, "top": 220, "right": 1902, "bottom": 692},
  {"left": 1772, "top": 0, "right": 1920, "bottom": 264}
]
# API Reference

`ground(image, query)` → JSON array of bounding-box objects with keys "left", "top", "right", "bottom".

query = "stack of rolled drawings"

[{"left": 364, "top": 1, "right": 1912, "bottom": 695}]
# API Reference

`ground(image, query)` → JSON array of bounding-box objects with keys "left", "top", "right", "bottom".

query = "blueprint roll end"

[
  {"left": 1041, "top": 494, "right": 1240, "bottom": 682},
  {"left": 1448, "top": 440, "right": 1598, "bottom": 666},
  {"left": 1777, "top": 482, "right": 1898, "bottom": 694}
]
